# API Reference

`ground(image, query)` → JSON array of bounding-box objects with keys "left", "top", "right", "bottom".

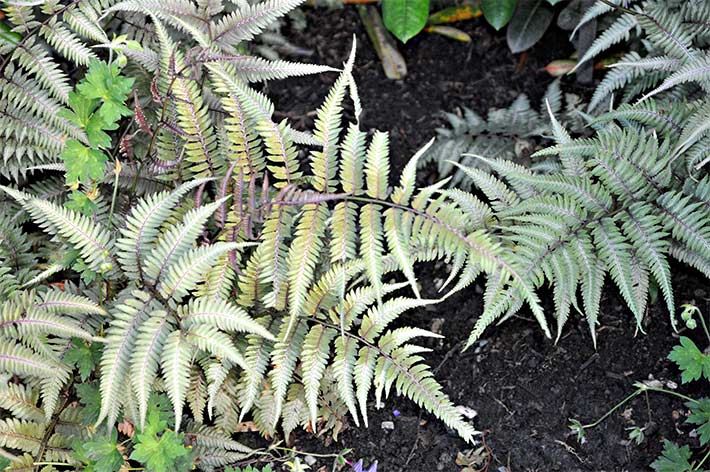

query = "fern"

[
  {"left": 420, "top": 80, "right": 585, "bottom": 190},
  {"left": 423, "top": 1, "right": 710, "bottom": 349},
  {"left": 0, "top": 278, "right": 104, "bottom": 465},
  {"left": 1, "top": 35, "right": 496, "bottom": 454},
  {"left": 580, "top": 1, "right": 710, "bottom": 111}
]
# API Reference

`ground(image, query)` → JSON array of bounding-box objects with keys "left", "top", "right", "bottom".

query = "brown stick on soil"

[{"left": 357, "top": 5, "right": 407, "bottom": 80}]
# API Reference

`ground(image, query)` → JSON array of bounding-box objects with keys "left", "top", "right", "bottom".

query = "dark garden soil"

[{"left": 256, "top": 8, "right": 710, "bottom": 472}]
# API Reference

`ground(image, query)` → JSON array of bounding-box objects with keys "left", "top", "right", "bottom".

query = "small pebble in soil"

[
  {"left": 381, "top": 421, "right": 394, "bottom": 430},
  {"left": 304, "top": 455, "right": 317, "bottom": 466},
  {"left": 437, "top": 452, "right": 453, "bottom": 470},
  {"left": 430, "top": 318, "right": 445, "bottom": 335},
  {"left": 392, "top": 409, "right": 401, "bottom": 417}
]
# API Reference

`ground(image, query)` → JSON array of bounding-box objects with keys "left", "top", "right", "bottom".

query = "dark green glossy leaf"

[
  {"left": 482, "top": 0, "right": 517, "bottom": 31},
  {"left": 506, "top": 0, "right": 554, "bottom": 53},
  {"left": 0, "top": 23, "right": 21, "bottom": 46},
  {"left": 382, "top": 0, "right": 431, "bottom": 43}
]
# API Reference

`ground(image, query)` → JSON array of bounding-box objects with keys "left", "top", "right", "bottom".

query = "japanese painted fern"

[{"left": 430, "top": 0, "right": 710, "bottom": 347}]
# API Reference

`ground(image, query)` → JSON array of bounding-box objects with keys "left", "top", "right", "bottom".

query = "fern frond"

[
  {"left": 576, "top": 12, "right": 638, "bottom": 69},
  {"left": 286, "top": 204, "right": 328, "bottom": 318},
  {"left": 186, "top": 324, "right": 247, "bottom": 369},
  {"left": 97, "top": 290, "right": 162, "bottom": 427},
  {"left": 310, "top": 43, "right": 355, "bottom": 193},
  {"left": 0, "top": 383, "right": 44, "bottom": 423},
  {"left": 301, "top": 324, "right": 336, "bottom": 428},
  {"left": 641, "top": 52, "right": 710, "bottom": 101},
  {"left": 180, "top": 297, "right": 275, "bottom": 340},
  {"left": 117, "top": 178, "right": 213, "bottom": 281},
  {"left": 161, "top": 329, "right": 195, "bottom": 432},
  {"left": 0, "top": 186, "right": 115, "bottom": 273},
  {"left": 11, "top": 41, "right": 72, "bottom": 103},
  {"left": 0, "top": 341, "right": 57, "bottom": 377},
  {"left": 237, "top": 318, "right": 274, "bottom": 420},
  {"left": 364, "top": 132, "right": 390, "bottom": 200},
  {"left": 158, "top": 242, "right": 245, "bottom": 301},
  {"left": 40, "top": 20, "right": 96, "bottom": 66},
  {"left": 211, "top": 0, "right": 304, "bottom": 47},
  {"left": 202, "top": 54, "right": 337, "bottom": 82},
  {"left": 144, "top": 198, "right": 228, "bottom": 283},
  {"left": 360, "top": 204, "right": 385, "bottom": 303},
  {"left": 33, "top": 289, "right": 105, "bottom": 316},
  {"left": 266, "top": 318, "right": 306, "bottom": 431},
  {"left": 130, "top": 310, "right": 172, "bottom": 429}
]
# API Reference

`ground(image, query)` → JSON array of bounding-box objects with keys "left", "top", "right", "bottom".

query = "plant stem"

[
  {"left": 697, "top": 312, "right": 710, "bottom": 346},
  {"left": 597, "top": 0, "right": 637, "bottom": 15},
  {"left": 582, "top": 384, "right": 699, "bottom": 431},
  {"left": 695, "top": 448, "right": 710, "bottom": 470},
  {"left": 270, "top": 446, "right": 347, "bottom": 459},
  {"left": 581, "top": 390, "right": 641, "bottom": 429},
  {"left": 643, "top": 386, "right": 699, "bottom": 405},
  {"left": 108, "top": 159, "right": 121, "bottom": 227}
]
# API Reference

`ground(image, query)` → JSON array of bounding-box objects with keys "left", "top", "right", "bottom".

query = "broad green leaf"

[
  {"left": 668, "top": 336, "right": 710, "bottom": 383},
  {"left": 66, "top": 191, "right": 98, "bottom": 216},
  {"left": 77, "top": 61, "right": 134, "bottom": 123},
  {"left": 61, "top": 139, "right": 109, "bottom": 184},
  {"left": 382, "top": 0, "right": 431, "bottom": 43},
  {"left": 76, "top": 383, "right": 102, "bottom": 424},
  {"left": 482, "top": 0, "right": 517, "bottom": 31},
  {"left": 64, "top": 339, "right": 102, "bottom": 381},
  {"left": 650, "top": 440, "right": 692, "bottom": 472},
  {"left": 131, "top": 429, "right": 191, "bottom": 472},
  {"left": 0, "top": 23, "right": 21, "bottom": 46},
  {"left": 73, "top": 429, "right": 124, "bottom": 472},
  {"left": 506, "top": 0, "right": 553, "bottom": 53},
  {"left": 60, "top": 91, "right": 96, "bottom": 128},
  {"left": 686, "top": 398, "right": 710, "bottom": 446}
]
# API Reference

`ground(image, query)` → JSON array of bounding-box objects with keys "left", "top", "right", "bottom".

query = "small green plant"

[
  {"left": 70, "top": 395, "right": 193, "bottom": 472},
  {"left": 129, "top": 406, "right": 193, "bottom": 472},
  {"left": 59, "top": 60, "right": 134, "bottom": 215},
  {"left": 72, "top": 430, "right": 125, "bottom": 472}
]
